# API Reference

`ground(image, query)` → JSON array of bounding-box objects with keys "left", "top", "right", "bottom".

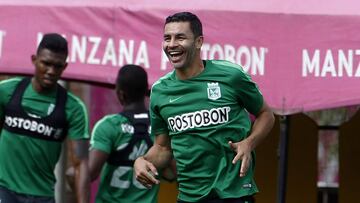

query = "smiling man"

[
  {"left": 0, "top": 33, "right": 90, "bottom": 203},
  {"left": 134, "top": 12, "right": 275, "bottom": 203}
]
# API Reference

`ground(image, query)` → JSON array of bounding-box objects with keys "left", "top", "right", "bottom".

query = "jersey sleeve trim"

[{"left": 67, "top": 93, "right": 90, "bottom": 139}]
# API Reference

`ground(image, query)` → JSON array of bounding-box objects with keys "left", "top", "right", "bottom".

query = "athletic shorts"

[
  {"left": 177, "top": 195, "right": 255, "bottom": 203},
  {"left": 0, "top": 186, "right": 55, "bottom": 203}
]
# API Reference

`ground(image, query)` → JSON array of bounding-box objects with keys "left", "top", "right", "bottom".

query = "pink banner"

[{"left": 1, "top": 3, "right": 360, "bottom": 114}]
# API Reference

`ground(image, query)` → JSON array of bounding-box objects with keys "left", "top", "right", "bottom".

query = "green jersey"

[
  {"left": 0, "top": 77, "right": 89, "bottom": 197},
  {"left": 150, "top": 60, "right": 264, "bottom": 202},
  {"left": 91, "top": 113, "right": 159, "bottom": 203}
]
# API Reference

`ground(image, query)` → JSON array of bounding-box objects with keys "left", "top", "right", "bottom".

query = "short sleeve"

[
  {"left": 90, "top": 116, "right": 117, "bottom": 154},
  {"left": 66, "top": 94, "right": 90, "bottom": 140},
  {"left": 149, "top": 85, "right": 169, "bottom": 137},
  {"left": 232, "top": 67, "right": 264, "bottom": 115}
]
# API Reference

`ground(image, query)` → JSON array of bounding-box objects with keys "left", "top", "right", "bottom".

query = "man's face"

[
  {"left": 31, "top": 48, "right": 67, "bottom": 90},
  {"left": 163, "top": 21, "right": 202, "bottom": 70}
]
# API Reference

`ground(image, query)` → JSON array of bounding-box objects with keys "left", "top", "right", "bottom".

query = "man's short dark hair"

[
  {"left": 116, "top": 64, "right": 149, "bottom": 103},
  {"left": 165, "top": 12, "right": 203, "bottom": 38},
  {"left": 37, "top": 33, "right": 68, "bottom": 56}
]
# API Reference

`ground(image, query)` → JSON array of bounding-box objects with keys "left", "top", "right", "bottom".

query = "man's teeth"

[{"left": 170, "top": 51, "right": 181, "bottom": 56}]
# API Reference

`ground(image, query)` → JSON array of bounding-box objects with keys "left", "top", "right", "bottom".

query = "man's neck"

[
  {"left": 176, "top": 59, "right": 204, "bottom": 80},
  {"left": 31, "top": 77, "right": 57, "bottom": 94},
  {"left": 122, "top": 101, "right": 147, "bottom": 112}
]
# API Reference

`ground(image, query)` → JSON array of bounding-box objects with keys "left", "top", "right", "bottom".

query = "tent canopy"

[
  {"left": 0, "top": 0, "right": 359, "bottom": 114},
  {"left": 2, "top": 0, "right": 359, "bottom": 15}
]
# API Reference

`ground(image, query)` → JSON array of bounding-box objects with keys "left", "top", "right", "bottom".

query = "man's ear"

[
  {"left": 31, "top": 54, "right": 37, "bottom": 65},
  {"left": 195, "top": 36, "right": 204, "bottom": 49},
  {"left": 63, "top": 62, "right": 68, "bottom": 70},
  {"left": 117, "top": 89, "right": 126, "bottom": 105}
]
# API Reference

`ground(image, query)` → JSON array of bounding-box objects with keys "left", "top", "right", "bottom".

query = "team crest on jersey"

[{"left": 207, "top": 82, "right": 221, "bottom": 100}]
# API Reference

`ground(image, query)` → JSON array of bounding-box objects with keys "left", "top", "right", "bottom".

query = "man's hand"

[
  {"left": 228, "top": 140, "right": 252, "bottom": 177},
  {"left": 134, "top": 156, "right": 160, "bottom": 188},
  {"left": 229, "top": 101, "right": 275, "bottom": 177}
]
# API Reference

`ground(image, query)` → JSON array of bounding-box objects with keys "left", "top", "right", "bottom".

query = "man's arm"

[
  {"left": 89, "top": 149, "right": 109, "bottom": 182},
  {"left": 69, "top": 139, "right": 90, "bottom": 203},
  {"left": 229, "top": 101, "right": 275, "bottom": 177},
  {"left": 134, "top": 133, "right": 173, "bottom": 188}
]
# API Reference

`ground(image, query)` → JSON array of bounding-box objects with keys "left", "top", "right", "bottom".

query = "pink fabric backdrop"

[{"left": 1, "top": 0, "right": 359, "bottom": 115}]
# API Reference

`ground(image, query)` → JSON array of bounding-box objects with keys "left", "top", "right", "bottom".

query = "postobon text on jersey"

[{"left": 167, "top": 106, "right": 231, "bottom": 133}]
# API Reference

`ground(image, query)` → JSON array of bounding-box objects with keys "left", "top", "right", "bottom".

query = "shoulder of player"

[
  {"left": 96, "top": 114, "right": 128, "bottom": 126},
  {"left": 65, "top": 91, "right": 89, "bottom": 114},
  {"left": 0, "top": 77, "right": 23, "bottom": 90},
  {"left": 151, "top": 71, "right": 174, "bottom": 90},
  {"left": 207, "top": 60, "right": 252, "bottom": 83},
  {"left": 208, "top": 60, "right": 247, "bottom": 75},
  {"left": 92, "top": 114, "right": 128, "bottom": 135}
]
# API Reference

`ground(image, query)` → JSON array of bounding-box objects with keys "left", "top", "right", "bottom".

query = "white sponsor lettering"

[
  {"left": 302, "top": 49, "right": 360, "bottom": 77},
  {"left": 5, "top": 116, "right": 54, "bottom": 136},
  {"left": 87, "top": 36, "right": 101, "bottom": 65},
  {"left": 168, "top": 106, "right": 231, "bottom": 133},
  {"left": 161, "top": 43, "right": 268, "bottom": 76},
  {"left": 71, "top": 35, "right": 87, "bottom": 63},
  {"left": 121, "top": 123, "right": 134, "bottom": 134},
  {"left": 0, "top": 30, "right": 5, "bottom": 59},
  {"left": 37, "top": 33, "right": 150, "bottom": 68}
]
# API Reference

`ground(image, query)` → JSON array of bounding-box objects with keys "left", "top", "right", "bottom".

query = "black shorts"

[
  {"left": 0, "top": 186, "right": 55, "bottom": 203},
  {"left": 177, "top": 195, "right": 255, "bottom": 203}
]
